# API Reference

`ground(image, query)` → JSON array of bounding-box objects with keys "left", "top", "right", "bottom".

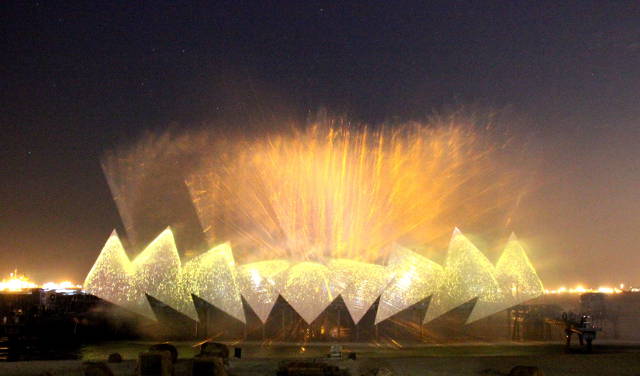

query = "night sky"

[{"left": 2, "top": 1, "right": 639, "bottom": 286}]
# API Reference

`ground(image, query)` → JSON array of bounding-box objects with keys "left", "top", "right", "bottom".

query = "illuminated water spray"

[
  {"left": 87, "top": 116, "right": 544, "bottom": 326},
  {"left": 187, "top": 122, "right": 514, "bottom": 263}
]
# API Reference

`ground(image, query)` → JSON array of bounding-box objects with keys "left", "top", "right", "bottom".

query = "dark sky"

[{"left": 1, "top": 1, "right": 639, "bottom": 286}]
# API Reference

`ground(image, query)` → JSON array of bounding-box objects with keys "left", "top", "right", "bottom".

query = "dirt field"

[{"left": 0, "top": 343, "right": 639, "bottom": 375}]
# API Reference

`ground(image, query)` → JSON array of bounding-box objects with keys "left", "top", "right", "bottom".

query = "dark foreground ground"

[{"left": 1, "top": 342, "right": 639, "bottom": 375}]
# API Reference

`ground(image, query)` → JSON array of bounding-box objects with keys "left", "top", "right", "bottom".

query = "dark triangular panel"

[
  {"left": 423, "top": 297, "right": 479, "bottom": 341},
  {"left": 262, "top": 295, "right": 309, "bottom": 341},
  {"left": 191, "top": 294, "right": 245, "bottom": 341},
  {"left": 376, "top": 296, "right": 432, "bottom": 344},
  {"left": 240, "top": 295, "right": 269, "bottom": 341},
  {"left": 146, "top": 294, "right": 197, "bottom": 340}
]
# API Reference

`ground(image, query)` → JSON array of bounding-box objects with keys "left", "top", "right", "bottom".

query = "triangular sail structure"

[
  {"left": 84, "top": 230, "right": 155, "bottom": 320},
  {"left": 329, "top": 259, "right": 391, "bottom": 325},
  {"left": 375, "top": 245, "right": 443, "bottom": 324},
  {"left": 425, "top": 228, "right": 507, "bottom": 324},
  {"left": 182, "top": 242, "right": 246, "bottom": 323},
  {"left": 85, "top": 228, "right": 543, "bottom": 326},
  {"left": 237, "top": 260, "right": 290, "bottom": 323},
  {"left": 132, "top": 228, "right": 199, "bottom": 321},
  {"left": 496, "top": 233, "right": 544, "bottom": 305},
  {"left": 280, "top": 262, "right": 344, "bottom": 324}
]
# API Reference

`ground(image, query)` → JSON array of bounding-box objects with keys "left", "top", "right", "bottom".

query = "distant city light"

[
  {"left": 41, "top": 281, "right": 83, "bottom": 291},
  {"left": 0, "top": 272, "right": 37, "bottom": 291},
  {"left": 544, "top": 285, "right": 627, "bottom": 294},
  {"left": 0, "top": 271, "right": 81, "bottom": 292}
]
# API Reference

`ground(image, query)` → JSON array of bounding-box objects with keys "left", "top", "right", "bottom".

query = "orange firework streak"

[{"left": 187, "top": 121, "right": 515, "bottom": 263}]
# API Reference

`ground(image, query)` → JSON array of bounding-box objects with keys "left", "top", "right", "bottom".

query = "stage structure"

[
  {"left": 90, "top": 121, "right": 544, "bottom": 339},
  {"left": 84, "top": 227, "right": 543, "bottom": 327}
]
